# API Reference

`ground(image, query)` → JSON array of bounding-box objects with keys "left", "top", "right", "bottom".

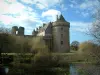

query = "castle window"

[
  {"left": 16, "top": 31, "right": 18, "bottom": 34},
  {"left": 61, "top": 41, "right": 63, "bottom": 45},
  {"left": 61, "top": 34, "right": 63, "bottom": 38},
  {"left": 61, "top": 27, "right": 63, "bottom": 30}
]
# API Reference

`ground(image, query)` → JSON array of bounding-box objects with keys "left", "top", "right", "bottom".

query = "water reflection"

[
  {"left": 6, "top": 66, "right": 69, "bottom": 75},
  {"left": 70, "top": 64, "right": 100, "bottom": 75},
  {"left": 5, "top": 67, "right": 9, "bottom": 74},
  {"left": 3, "top": 64, "right": 100, "bottom": 75},
  {"left": 70, "top": 64, "right": 79, "bottom": 75}
]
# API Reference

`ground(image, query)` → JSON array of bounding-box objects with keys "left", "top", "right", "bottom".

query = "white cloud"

[
  {"left": 70, "top": 4, "right": 74, "bottom": 8},
  {"left": 79, "top": 0, "right": 100, "bottom": 17},
  {"left": 0, "top": 0, "right": 43, "bottom": 35},
  {"left": 61, "top": 4, "right": 67, "bottom": 11},
  {"left": 0, "top": 14, "right": 16, "bottom": 25},
  {"left": 70, "top": 21, "right": 91, "bottom": 27},
  {"left": 42, "top": 9, "right": 61, "bottom": 21},
  {"left": 71, "top": 28, "right": 86, "bottom": 32},
  {"left": 0, "top": 0, "right": 26, "bottom": 14},
  {"left": 70, "top": 0, "right": 99, "bottom": 9},
  {"left": 81, "top": 12, "right": 89, "bottom": 17},
  {"left": 70, "top": 0, "right": 78, "bottom": 5},
  {"left": 4, "top": 0, "right": 17, "bottom": 3},
  {"left": 36, "top": 3, "right": 46, "bottom": 9},
  {"left": 42, "top": 9, "right": 61, "bottom": 17},
  {"left": 21, "top": 0, "right": 61, "bottom": 9},
  {"left": 69, "top": 0, "right": 78, "bottom": 8},
  {"left": 80, "top": 0, "right": 99, "bottom": 9},
  {"left": 70, "top": 21, "right": 92, "bottom": 32},
  {"left": 70, "top": 0, "right": 100, "bottom": 17}
]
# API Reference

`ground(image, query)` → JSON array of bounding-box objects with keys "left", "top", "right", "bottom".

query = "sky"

[{"left": 0, "top": 0, "right": 99, "bottom": 43}]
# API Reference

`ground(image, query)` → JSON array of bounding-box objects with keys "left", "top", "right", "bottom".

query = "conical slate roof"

[
  {"left": 58, "top": 14, "right": 66, "bottom": 21},
  {"left": 53, "top": 14, "right": 70, "bottom": 27}
]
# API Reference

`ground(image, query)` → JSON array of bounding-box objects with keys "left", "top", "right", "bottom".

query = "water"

[
  {"left": 70, "top": 64, "right": 100, "bottom": 75},
  {"left": 5, "top": 67, "right": 9, "bottom": 74},
  {"left": 3, "top": 64, "right": 100, "bottom": 75}
]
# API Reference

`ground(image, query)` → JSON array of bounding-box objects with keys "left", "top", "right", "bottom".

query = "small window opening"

[
  {"left": 16, "top": 31, "right": 18, "bottom": 34},
  {"left": 61, "top": 27, "right": 63, "bottom": 30},
  {"left": 61, "top": 34, "right": 63, "bottom": 38},
  {"left": 61, "top": 41, "right": 63, "bottom": 45}
]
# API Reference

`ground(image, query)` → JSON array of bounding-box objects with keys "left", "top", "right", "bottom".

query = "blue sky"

[{"left": 0, "top": 0, "right": 99, "bottom": 43}]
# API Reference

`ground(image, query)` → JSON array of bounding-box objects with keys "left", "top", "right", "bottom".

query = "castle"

[{"left": 11, "top": 14, "right": 70, "bottom": 53}]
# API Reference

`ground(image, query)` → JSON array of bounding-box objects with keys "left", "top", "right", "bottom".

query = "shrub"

[
  {"left": 78, "top": 41, "right": 100, "bottom": 62},
  {"left": 70, "top": 41, "right": 79, "bottom": 51},
  {"left": 30, "top": 37, "right": 49, "bottom": 54},
  {"left": 0, "top": 34, "right": 16, "bottom": 53},
  {"left": 32, "top": 52, "right": 51, "bottom": 67}
]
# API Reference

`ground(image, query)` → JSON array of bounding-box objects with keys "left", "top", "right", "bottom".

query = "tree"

[
  {"left": 30, "top": 37, "right": 52, "bottom": 67},
  {"left": 70, "top": 41, "right": 79, "bottom": 51},
  {"left": 89, "top": 0, "right": 100, "bottom": 44},
  {"left": 0, "top": 27, "right": 13, "bottom": 54},
  {"left": 0, "top": 27, "right": 15, "bottom": 64},
  {"left": 30, "top": 37, "right": 48, "bottom": 54},
  {"left": 0, "top": 27, "right": 11, "bottom": 34},
  {"left": 78, "top": 41, "right": 100, "bottom": 62}
]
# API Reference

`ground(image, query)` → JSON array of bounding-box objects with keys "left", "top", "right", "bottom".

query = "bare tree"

[
  {"left": 0, "top": 27, "right": 12, "bottom": 54},
  {"left": 89, "top": 0, "right": 100, "bottom": 44},
  {"left": 0, "top": 27, "right": 11, "bottom": 34}
]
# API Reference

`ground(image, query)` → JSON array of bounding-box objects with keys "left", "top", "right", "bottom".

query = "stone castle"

[{"left": 11, "top": 14, "right": 70, "bottom": 53}]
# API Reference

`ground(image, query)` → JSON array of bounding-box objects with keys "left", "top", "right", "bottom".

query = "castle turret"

[
  {"left": 52, "top": 14, "right": 70, "bottom": 52},
  {"left": 32, "top": 29, "right": 38, "bottom": 36},
  {"left": 18, "top": 27, "right": 24, "bottom": 36},
  {"left": 11, "top": 26, "right": 18, "bottom": 35}
]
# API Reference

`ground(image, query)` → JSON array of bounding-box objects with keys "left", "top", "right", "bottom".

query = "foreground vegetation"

[{"left": 0, "top": 31, "right": 100, "bottom": 64}]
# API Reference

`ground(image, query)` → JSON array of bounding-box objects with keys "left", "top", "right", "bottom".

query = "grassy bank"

[{"left": 1, "top": 52, "right": 99, "bottom": 65}]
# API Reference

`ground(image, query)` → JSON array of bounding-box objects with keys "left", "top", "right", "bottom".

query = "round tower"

[
  {"left": 52, "top": 14, "right": 70, "bottom": 53},
  {"left": 11, "top": 26, "right": 18, "bottom": 35},
  {"left": 18, "top": 27, "right": 24, "bottom": 36}
]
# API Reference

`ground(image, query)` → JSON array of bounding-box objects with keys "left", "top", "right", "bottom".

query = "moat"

[{"left": 1, "top": 63, "right": 100, "bottom": 75}]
